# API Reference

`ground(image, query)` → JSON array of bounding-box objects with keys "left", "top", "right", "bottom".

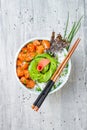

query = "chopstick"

[{"left": 32, "top": 38, "right": 81, "bottom": 111}]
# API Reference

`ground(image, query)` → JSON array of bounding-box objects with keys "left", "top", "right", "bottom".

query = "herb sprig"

[{"left": 64, "top": 14, "right": 83, "bottom": 48}]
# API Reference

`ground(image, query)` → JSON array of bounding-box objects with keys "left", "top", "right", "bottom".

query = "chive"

[
  {"left": 53, "top": 84, "right": 56, "bottom": 90},
  {"left": 57, "top": 82, "right": 62, "bottom": 86},
  {"left": 67, "top": 22, "right": 76, "bottom": 42},
  {"left": 35, "top": 87, "right": 41, "bottom": 91},
  {"left": 73, "top": 16, "right": 83, "bottom": 35},
  {"left": 73, "top": 22, "right": 81, "bottom": 37},
  {"left": 67, "top": 16, "right": 83, "bottom": 43},
  {"left": 68, "top": 26, "right": 76, "bottom": 43},
  {"left": 69, "top": 17, "right": 82, "bottom": 42},
  {"left": 57, "top": 61, "right": 60, "bottom": 65},
  {"left": 69, "top": 23, "right": 81, "bottom": 43},
  {"left": 64, "top": 12, "right": 69, "bottom": 39},
  {"left": 65, "top": 63, "right": 68, "bottom": 68},
  {"left": 64, "top": 53, "right": 67, "bottom": 57},
  {"left": 64, "top": 68, "right": 68, "bottom": 74}
]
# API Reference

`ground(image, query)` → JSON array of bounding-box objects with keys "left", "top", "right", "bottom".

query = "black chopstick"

[
  {"left": 32, "top": 80, "right": 54, "bottom": 110},
  {"left": 34, "top": 80, "right": 55, "bottom": 111},
  {"left": 32, "top": 38, "right": 81, "bottom": 111}
]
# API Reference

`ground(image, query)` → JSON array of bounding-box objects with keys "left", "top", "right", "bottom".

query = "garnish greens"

[
  {"left": 35, "top": 87, "right": 42, "bottom": 91},
  {"left": 64, "top": 14, "right": 83, "bottom": 50}
]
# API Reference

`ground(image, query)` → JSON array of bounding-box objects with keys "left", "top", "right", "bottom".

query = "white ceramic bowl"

[{"left": 14, "top": 37, "right": 71, "bottom": 94}]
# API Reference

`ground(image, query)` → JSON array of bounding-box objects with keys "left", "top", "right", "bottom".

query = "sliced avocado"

[{"left": 28, "top": 53, "right": 57, "bottom": 83}]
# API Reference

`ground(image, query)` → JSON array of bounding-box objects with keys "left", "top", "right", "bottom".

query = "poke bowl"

[{"left": 15, "top": 37, "right": 71, "bottom": 95}]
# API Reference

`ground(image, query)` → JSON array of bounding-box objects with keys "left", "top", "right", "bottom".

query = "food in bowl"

[
  {"left": 15, "top": 15, "right": 83, "bottom": 94},
  {"left": 16, "top": 32, "right": 71, "bottom": 93}
]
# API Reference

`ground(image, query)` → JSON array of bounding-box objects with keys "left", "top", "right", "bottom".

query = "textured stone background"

[{"left": 0, "top": 0, "right": 87, "bottom": 130}]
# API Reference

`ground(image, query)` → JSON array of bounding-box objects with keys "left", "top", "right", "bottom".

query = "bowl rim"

[{"left": 14, "top": 37, "right": 71, "bottom": 95}]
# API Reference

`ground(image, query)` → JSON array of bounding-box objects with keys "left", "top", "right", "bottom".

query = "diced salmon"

[
  {"left": 25, "top": 52, "right": 36, "bottom": 61},
  {"left": 36, "top": 45, "right": 44, "bottom": 54},
  {"left": 26, "top": 80, "right": 35, "bottom": 88},
  {"left": 42, "top": 40, "right": 50, "bottom": 49},
  {"left": 18, "top": 52, "right": 26, "bottom": 61},
  {"left": 33, "top": 40, "right": 41, "bottom": 46},
  {"left": 16, "top": 67, "right": 24, "bottom": 77},
  {"left": 27, "top": 43, "right": 36, "bottom": 52},
  {"left": 22, "top": 47, "right": 28, "bottom": 53},
  {"left": 21, "top": 61, "right": 29, "bottom": 69},
  {"left": 16, "top": 60, "right": 22, "bottom": 67},
  {"left": 24, "top": 70, "right": 30, "bottom": 79},
  {"left": 20, "top": 77, "right": 27, "bottom": 84}
]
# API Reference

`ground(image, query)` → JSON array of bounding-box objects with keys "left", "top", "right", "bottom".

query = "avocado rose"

[{"left": 28, "top": 53, "right": 57, "bottom": 83}]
